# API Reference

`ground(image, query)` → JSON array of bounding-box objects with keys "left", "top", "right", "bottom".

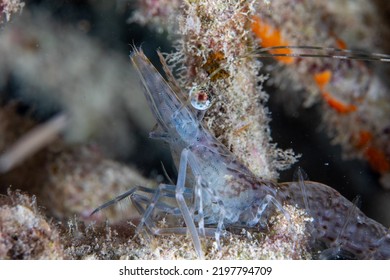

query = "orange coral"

[
  {"left": 251, "top": 16, "right": 294, "bottom": 64},
  {"left": 314, "top": 70, "right": 332, "bottom": 90},
  {"left": 364, "top": 147, "right": 390, "bottom": 173},
  {"left": 202, "top": 51, "right": 229, "bottom": 81},
  {"left": 321, "top": 92, "right": 357, "bottom": 114},
  {"left": 314, "top": 70, "right": 357, "bottom": 114},
  {"left": 355, "top": 130, "right": 390, "bottom": 173},
  {"left": 356, "top": 130, "right": 373, "bottom": 148}
]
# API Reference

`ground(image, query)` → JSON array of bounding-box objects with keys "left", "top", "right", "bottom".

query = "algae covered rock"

[{"left": 0, "top": 190, "right": 64, "bottom": 259}]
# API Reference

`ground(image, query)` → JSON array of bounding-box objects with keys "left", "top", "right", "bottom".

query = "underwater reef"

[{"left": 0, "top": 0, "right": 390, "bottom": 259}]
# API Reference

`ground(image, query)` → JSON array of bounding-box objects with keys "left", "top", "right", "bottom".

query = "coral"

[
  {"left": 0, "top": 189, "right": 64, "bottom": 259},
  {"left": 0, "top": 104, "right": 156, "bottom": 222},
  {"left": 131, "top": 0, "right": 390, "bottom": 188},
  {"left": 62, "top": 204, "right": 312, "bottom": 260},
  {"left": 1, "top": 0, "right": 389, "bottom": 260},
  {"left": 0, "top": 0, "right": 24, "bottom": 24},
  {"left": 0, "top": 181, "right": 312, "bottom": 260},
  {"left": 162, "top": 0, "right": 298, "bottom": 180},
  {"left": 130, "top": 0, "right": 181, "bottom": 33},
  {"left": 252, "top": 0, "right": 390, "bottom": 188},
  {"left": 127, "top": 0, "right": 390, "bottom": 258},
  {"left": 0, "top": 103, "right": 36, "bottom": 152},
  {"left": 0, "top": 10, "right": 154, "bottom": 158},
  {"left": 41, "top": 144, "right": 156, "bottom": 222},
  {"left": 0, "top": 103, "right": 51, "bottom": 192}
]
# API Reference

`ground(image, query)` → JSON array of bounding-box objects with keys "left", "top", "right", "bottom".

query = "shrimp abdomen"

[{"left": 278, "top": 181, "right": 390, "bottom": 259}]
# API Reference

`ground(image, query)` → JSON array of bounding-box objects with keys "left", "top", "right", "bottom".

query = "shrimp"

[{"left": 92, "top": 48, "right": 390, "bottom": 260}]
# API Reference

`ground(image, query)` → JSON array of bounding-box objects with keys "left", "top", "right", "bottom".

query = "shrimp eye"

[{"left": 189, "top": 85, "right": 212, "bottom": 110}]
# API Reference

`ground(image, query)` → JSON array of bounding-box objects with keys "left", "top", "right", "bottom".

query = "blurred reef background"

[{"left": 1, "top": 0, "right": 390, "bottom": 259}]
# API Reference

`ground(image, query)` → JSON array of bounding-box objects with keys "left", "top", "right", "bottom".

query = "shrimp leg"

[
  {"left": 175, "top": 148, "right": 204, "bottom": 258},
  {"left": 132, "top": 148, "right": 204, "bottom": 258},
  {"left": 133, "top": 190, "right": 219, "bottom": 238},
  {"left": 135, "top": 183, "right": 180, "bottom": 234}
]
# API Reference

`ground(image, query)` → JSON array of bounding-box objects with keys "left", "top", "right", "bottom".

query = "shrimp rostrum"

[{"left": 92, "top": 48, "right": 390, "bottom": 260}]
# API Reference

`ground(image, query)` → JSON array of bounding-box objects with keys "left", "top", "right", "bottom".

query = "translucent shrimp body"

[
  {"left": 130, "top": 49, "right": 285, "bottom": 257},
  {"left": 94, "top": 49, "right": 390, "bottom": 259},
  {"left": 276, "top": 181, "right": 390, "bottom": 259}
]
